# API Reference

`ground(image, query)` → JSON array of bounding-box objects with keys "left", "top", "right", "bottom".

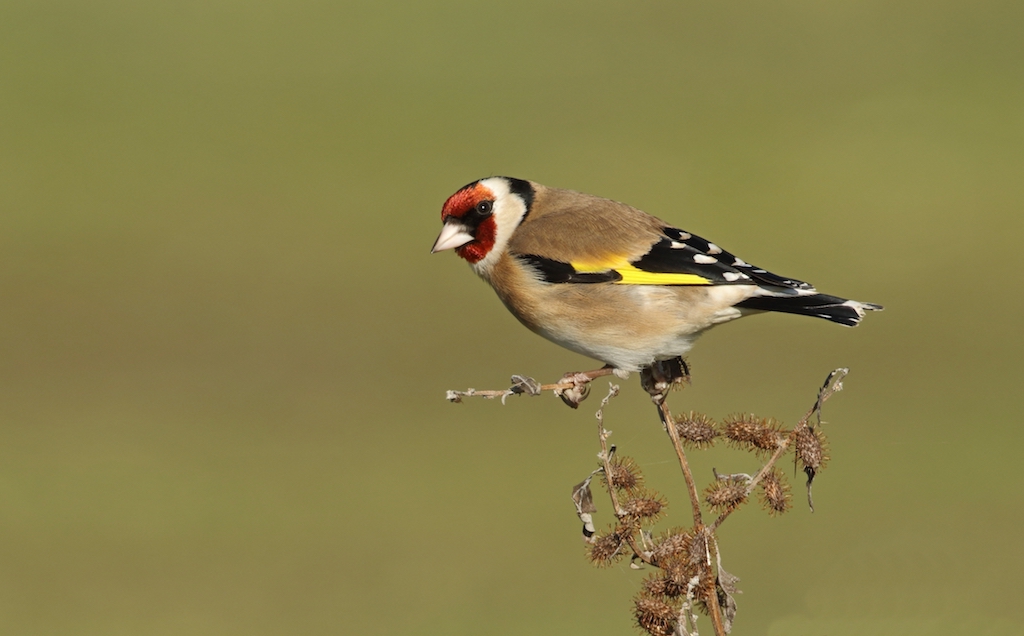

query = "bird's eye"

[{"left": 475, "top": 201, "right": 493, "bottom": 216}]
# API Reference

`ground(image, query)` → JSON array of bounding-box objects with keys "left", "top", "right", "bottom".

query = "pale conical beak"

[{"left": 431, "top": 221, "right": 475, "bottom": 253}]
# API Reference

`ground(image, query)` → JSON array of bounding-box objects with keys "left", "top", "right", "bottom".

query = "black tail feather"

[{"left": 736, "top": 294, "right": 883, "bottom": 327}]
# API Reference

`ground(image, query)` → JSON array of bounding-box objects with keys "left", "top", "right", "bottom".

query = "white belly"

[{"left": 526, "top": 284, "right": 754, "bottom": 371}]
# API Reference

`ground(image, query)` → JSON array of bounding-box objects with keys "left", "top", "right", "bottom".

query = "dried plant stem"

[
  {"left": 656, "top": 401, "right": 726, "bottom": 636},
  {"left": 446, "top": 368, "right": 617, "bottom": 406},
  {"left": 595, "top": 385, "right": 656, "bottom": 565},
  {"left": 704, "top": 533, "right": 728, "bottom": 636},
  {"left": 447, "top": 380, "right": 573, "bottom": 400},
  {"left": 656, "top": 401, "right": 703, "bottom": 528}
]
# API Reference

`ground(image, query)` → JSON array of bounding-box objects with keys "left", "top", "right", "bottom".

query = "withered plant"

[{"left": 447, "top": 361, "right": 849, "bottom": 635}]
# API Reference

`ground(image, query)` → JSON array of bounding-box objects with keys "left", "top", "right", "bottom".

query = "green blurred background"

[{"left": 2, "top": 1, "right": 1021, "bottom": 634}]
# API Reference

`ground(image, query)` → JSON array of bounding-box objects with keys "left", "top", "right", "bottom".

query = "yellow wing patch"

[
  {"left": 613, "top": 264, "right": 711, "bottom": 285},
  {"left": 572, "top": 257, "right": 712, "bottom": 286}
]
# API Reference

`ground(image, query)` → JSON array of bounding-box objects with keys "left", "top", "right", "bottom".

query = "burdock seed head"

[
  {"left": 634, "top": 594, "right": 680, "bottom": 636},
  {"left": 674, "top": 411, "right": 719, "bottom": 449},
  {"left": 605, "top": 455, "right": 644, "bottom": 492},
  {"left": 723, "top": 413, "right": 785, "bottom": 455},
  {"left": 614, "top": 489, "right": 671, "bottom": 524},
  {"left": 758, "top": 468, "right": 792, "bottom": 516},
  {"left": 649, "top": 553, "right": 700, "bottom": 598},
  {"left": 795, "top": 424, "right": 830, "bottom": 476},
  {"left": 588, "top": 526, "right": 630, "bottom": 567},
  {"left": 651, "top": 528, "right": 693, "bottom": 564},
  {"left": 641, "top": 574, "right": 675, "bottom": 598},
  {"left": 620, "top": 489, "right": 667, "bottom": 523},
  {"left": 703, "top": 475, "right": 749, "bottom": 514}
]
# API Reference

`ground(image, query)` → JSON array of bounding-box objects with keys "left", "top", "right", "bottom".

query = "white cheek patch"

[{"left": 470, "top": 177, "right": 528, "bottom": 277}]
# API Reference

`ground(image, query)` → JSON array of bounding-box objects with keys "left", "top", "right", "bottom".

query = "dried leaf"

[
  {"left": 715, "top": 541, "right": 740, "bottom": 634},
  {"left": 571, "top": 473, "right": 599, "bottom": 539},
  {"left": 508, "top": 374, "right": 541, "bottom": 396}
]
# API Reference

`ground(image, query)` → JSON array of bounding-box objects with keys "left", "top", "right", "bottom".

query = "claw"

[{"left": 555, "top": 372, "right": 593, "bottom": 409}]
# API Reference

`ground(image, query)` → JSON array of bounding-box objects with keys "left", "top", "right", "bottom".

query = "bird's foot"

[
  {"left": 640, "top": 358, "right": 690, "bottom": 404},
  {"left": 555, "top": 366, "right": 618, "bottom": 409}
]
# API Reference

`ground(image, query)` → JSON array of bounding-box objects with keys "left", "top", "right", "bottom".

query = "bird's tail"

[{"left": 736, "top": 293, "right": 883, "bottom": 327}]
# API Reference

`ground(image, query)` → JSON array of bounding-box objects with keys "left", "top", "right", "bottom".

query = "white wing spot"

[
  {"left": 841, "top": 300, "right": 869, "bottom": 317},
  {"left": 722, "top": 272, "right": 742, "bottom": 282},
  {"left": 733, "top": 258, "right": 748, "bottom": 267},
  {"left": 693, "top": 254, "right": 718, "bottom": 264},
  {"left": 707, "top": 243, "right": 722, "bottom": 255},
  {"left": 670, "top": 241, "right": 689, "bottom": 249}
]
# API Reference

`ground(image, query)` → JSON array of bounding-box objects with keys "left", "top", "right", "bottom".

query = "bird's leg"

[{"left": 555, "top": 365, "right": 618, "bottom": 409}]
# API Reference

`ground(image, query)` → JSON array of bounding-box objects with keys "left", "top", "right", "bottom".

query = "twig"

[
  {"left": 445, "top": 376, "right": 569, "bottom": 404},
  {"left": 446, "top": 368, "right": 618, "bottom": 407},
  {"left": 657, "top": 400, "right": 704, "bottom": 528},
  {"left": 703, "top": 529, "right": 727, "bottom": 636},
  {"left": 595, "top": 384, "right": 656, "bottom": 565}
]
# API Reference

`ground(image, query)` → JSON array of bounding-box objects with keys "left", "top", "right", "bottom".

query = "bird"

[{"left": 431, "top": 176, "right": 882, "bottom": 379}]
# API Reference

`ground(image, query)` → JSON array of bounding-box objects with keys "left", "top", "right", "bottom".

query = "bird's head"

[{"left": 432, "top": 176, "right": 535, "bottom": 272}]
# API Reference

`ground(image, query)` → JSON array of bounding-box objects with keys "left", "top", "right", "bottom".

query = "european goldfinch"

[{"left": 432, "top": 177, "right": 882, "bottom": 374}]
